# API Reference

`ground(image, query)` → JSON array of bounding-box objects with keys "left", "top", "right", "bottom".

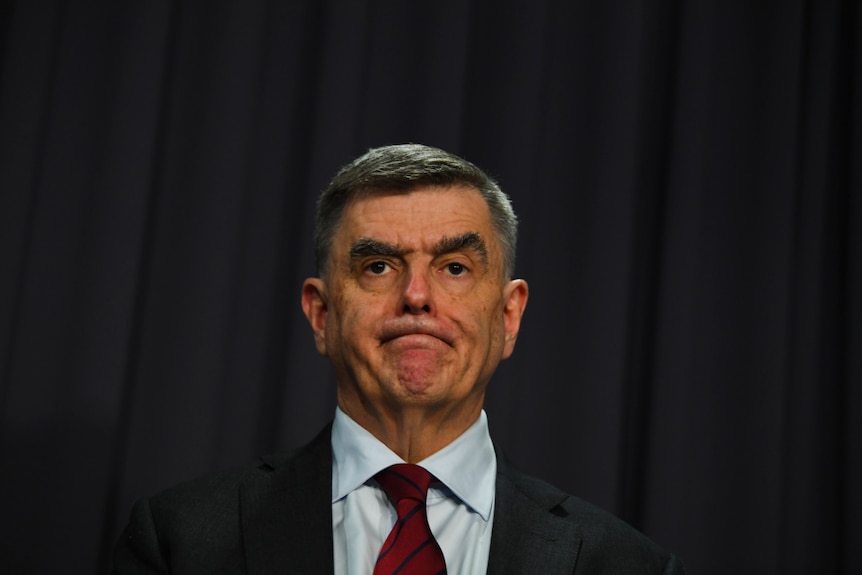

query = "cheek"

[
  {"left": 478, "top": 301, "right": 507, "bottom": 345},
  {"left": 330, "top": 293, "right": 377, "bottom": 347},
  {"left": 456, "top": 303, "right": 499, "bottom": 348}
]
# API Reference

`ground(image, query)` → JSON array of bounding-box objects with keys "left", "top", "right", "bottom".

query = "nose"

[{"left": 400, "top": 267, "right": 433, "bottom": 314}]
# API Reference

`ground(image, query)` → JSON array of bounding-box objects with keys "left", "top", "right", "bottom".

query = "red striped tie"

[{"left": 373, "top": 464, "right": 448, "bottom": 575}]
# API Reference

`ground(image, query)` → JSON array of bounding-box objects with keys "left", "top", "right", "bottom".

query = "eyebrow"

[
  {"left": 349, "top": 232, "right": 488, "bottom": 265},
  {"left": 349, "top": 238, "right": 406, "bottom": 262},
  {"left": 433, "top": 232, "right": 488, "bottom": 264}
]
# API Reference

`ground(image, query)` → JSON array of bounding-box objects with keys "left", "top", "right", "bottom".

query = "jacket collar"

[
  {"left": 487, "top": 453, "right": 582, "bottom": 574},
  {"left": 241, "top": 425, "right": 334, "bottom": 575}
]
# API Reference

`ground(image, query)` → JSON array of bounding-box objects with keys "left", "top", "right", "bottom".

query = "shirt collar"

[{"left": 331, "top": 407, "right": 496, "bottom": 521}]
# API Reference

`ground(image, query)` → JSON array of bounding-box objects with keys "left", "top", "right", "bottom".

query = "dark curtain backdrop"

[{"left": 1, "top": 1, "right": 859, "bottom": 574}]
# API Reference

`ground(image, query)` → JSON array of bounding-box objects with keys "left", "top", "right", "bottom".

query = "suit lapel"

[
  {"left": 487, "top": 458, "right": 582, "bottom": 575},
  {"left": 235, "top": 426, "right": 582, "bottom": 574},
  {"left": 240, "top": 426, "right": 334, "bottom": 575}
]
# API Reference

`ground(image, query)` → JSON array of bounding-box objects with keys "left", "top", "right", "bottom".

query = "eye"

[
  {"left": 446, "top": 262, "right": 467, "bottom": 276},
  {"left": 367, "top": 261, "right": 391, "bottom": 275}
]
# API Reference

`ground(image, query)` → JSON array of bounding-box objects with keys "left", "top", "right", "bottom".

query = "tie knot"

[{"left": 375, "top": 463, "right": 433, "bottom": 504}]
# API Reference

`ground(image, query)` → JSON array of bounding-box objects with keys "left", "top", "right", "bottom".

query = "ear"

[
  {"left": 302, "top": 277, "right": 329, "bottom": 356},
  {"left": 501, "top": 279, "right": 528, "bottom": 359}
]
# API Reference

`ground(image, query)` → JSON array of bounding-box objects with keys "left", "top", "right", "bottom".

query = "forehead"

[{"left": 337, "top": 185, "right": 494, "bottom": 243}]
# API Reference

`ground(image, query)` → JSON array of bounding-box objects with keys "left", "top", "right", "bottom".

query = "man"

[{"left": 114, "top": 144, "right": 685, "bottom": 574}]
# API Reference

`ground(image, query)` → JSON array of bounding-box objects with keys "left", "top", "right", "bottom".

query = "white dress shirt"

[{"left": 331, "top": 407, "right": 497, "bottom": 574}]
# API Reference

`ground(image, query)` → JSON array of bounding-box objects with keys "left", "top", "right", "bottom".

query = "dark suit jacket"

[{"left": 114, "top": 425, "right": 685, "bottom": 574}]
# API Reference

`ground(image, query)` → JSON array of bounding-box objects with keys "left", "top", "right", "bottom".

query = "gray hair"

[{"left": 314, "top": 144, "right": 519, "bottom": 278}]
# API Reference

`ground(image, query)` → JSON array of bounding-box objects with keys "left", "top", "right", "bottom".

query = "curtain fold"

[{"left": 0, "top": 2, "right": 858, "bottom": 573}]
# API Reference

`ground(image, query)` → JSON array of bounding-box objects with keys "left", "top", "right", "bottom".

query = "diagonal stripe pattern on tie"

[{"left": 373, "top": 464, "right": 447, "bottom": 575}]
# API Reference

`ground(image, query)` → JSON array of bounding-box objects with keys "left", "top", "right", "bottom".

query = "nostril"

[{"left": 402, "top": 302, "right": 432, "bottom": 315}]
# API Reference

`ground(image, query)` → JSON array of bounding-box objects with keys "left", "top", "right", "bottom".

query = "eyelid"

[
  {"left": 437, "top": 246, "right": 486, "bottom": 272},
  {"left": 439, "top": 252, "right": 472, "bottom": 265}
]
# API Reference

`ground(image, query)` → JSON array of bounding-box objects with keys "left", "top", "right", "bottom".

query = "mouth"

[{"left": 378, "top": 320, "right": 456, "bottom": 348}]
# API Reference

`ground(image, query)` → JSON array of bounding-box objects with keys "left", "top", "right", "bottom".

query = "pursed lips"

[{"left": 378, "top": 321, "right": 457, "bottom": 348}]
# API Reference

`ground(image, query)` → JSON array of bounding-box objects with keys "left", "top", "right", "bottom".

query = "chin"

[
  {"left": 397, "top": 379, "right": 442, "bottom": 397},
  {"left": 380, "top": 378, "right": 452, "bottom": 407}
]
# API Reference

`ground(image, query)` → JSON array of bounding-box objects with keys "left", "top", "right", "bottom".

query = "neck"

[{"left": 337, "top": 395, "right": 483, "bottom": 462}]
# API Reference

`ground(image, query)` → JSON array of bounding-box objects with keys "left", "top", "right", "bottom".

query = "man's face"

[{"left": 302, "top": 185, "right": 528, "bottom": 421}]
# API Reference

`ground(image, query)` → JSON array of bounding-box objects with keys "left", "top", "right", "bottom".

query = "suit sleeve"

[
  {"left": 112, "top": 498, "right": 170, "bottom": 574},
  {"left": 662, "top": 553, "right": 686, "bottom": 575}
]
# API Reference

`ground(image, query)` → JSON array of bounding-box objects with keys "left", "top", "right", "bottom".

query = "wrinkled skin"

[{"left": 302, "top": 185, "right": 528, "bottom": 460}]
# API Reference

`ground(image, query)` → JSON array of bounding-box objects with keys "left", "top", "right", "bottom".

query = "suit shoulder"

[
  {"left": 142, "top": 442, "right": 310, "bottom": 521},
  {"left": 502, "top": 466, "right": 684, "bottom": 574},
  {"left": 115, "top": 425, "right": 335, "bottom": 571}
]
